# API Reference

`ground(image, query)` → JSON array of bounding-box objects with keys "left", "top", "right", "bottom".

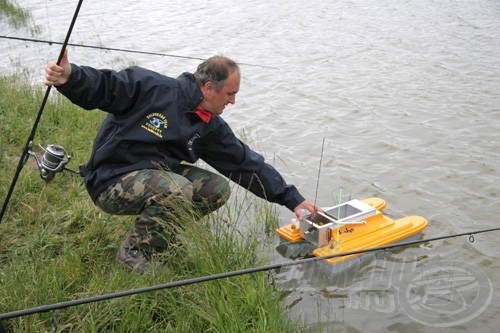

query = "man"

[{"left": 45, "top": 51, "right": 321, "bottom": 273}]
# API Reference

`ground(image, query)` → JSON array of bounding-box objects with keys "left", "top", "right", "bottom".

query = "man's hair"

[{"left": 194, "top": 56, "right": 239, "bottom": 91}]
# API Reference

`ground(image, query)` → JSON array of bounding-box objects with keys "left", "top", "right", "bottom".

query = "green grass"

[
  {"left": 0, "top": 74, "right": 300, "bottom": 332},
  {"left": 0, "top": 0, "right": 30, "bottom": 28}
]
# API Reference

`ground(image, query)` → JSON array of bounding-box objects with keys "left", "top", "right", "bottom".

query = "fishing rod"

[
  {"left": 0, "top": 35, "right": 279, "bottom": 70},
  {"left": 0, "top": 225, "right": 498, "bottom": 321},
  {"left": 0, "top": 0, "right": 84, "bottom": 224}
]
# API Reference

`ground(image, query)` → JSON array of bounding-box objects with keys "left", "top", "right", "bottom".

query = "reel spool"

[{"left": 29, "top": 144, "right": 71, "bottom": 181}]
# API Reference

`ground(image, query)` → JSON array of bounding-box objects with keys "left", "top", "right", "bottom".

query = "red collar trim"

[{"left": 194, "top": 109, "right": 213, "bottom": 123}]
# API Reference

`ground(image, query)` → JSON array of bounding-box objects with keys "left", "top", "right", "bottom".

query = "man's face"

[{"left": 201, "top": 70, "right": 240, "bottom": 115}]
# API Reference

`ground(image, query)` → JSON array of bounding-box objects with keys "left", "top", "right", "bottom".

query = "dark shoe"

[{"left": 116, "top": 240, "right": 150, "bottom": 273}]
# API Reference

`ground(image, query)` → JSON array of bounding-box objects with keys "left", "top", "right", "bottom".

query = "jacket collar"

[
  {"left": 194, "top": 108, "right": 212, "bottom": 123},
  {"left": 177, "top": 72, "right": 204, "bottom": 111}
]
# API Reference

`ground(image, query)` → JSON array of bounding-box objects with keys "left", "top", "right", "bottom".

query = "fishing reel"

[{"left": 28, "top": 144, "right": 71, "bottom": 181}]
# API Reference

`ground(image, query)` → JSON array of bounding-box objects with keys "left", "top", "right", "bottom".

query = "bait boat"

[{"left": 275, "top": 198, "right": 428, "bottom": 272}]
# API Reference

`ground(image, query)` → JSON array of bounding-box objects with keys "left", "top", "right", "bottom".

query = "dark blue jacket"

[{"left": 57, "top": 64, "right": 304, "bottom": 211}]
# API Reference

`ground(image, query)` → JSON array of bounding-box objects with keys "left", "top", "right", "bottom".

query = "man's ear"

[{"left": 201, "top": 81, "right": 214, "bottom": 97}]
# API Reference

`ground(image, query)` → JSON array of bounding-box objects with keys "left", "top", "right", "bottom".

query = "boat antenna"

[{"left": 313, "top": 137, "right": 326, "bottom": 213}]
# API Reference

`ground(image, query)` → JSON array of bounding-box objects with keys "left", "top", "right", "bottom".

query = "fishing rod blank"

[
  {"left": 1, "top": 226, "right": 499, "bottom": 320},
  {"left": 0, "top": 35, "right": 279, "bottom": 70},
  {"left": 0, "top": 0, "right": 84, "bottom": 224}
]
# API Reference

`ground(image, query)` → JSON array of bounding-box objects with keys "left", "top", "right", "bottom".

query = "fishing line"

[
  {"left": 1, "top": 225, "right": 499, "bottom": 321},
  {"left": 0, "top": 35, "right": 279, "bottom": 70},
  {"left": 0, "top": 0, "right": 84, "bottom": 224}
]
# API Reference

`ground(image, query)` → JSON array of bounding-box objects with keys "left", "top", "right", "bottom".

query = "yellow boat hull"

[{"left": 276, "top": 197, "right": 428, "bottom": 266}]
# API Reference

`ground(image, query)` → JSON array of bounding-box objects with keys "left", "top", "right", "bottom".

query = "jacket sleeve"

[
  {"left": 56, "top": 64, "right": 151, "bottom": 114},
  {"left": 198, "top": 122, "right": 305, "bottom": 211}
]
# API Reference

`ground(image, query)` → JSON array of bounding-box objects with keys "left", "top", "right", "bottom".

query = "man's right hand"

[{"left": 44, "top": 49, "right": 72, "bottom": 86}]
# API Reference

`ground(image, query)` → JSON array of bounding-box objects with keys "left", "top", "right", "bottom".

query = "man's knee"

[
  {"left": 216, "top": 178, "right": 231, "bottom": 205},
  {"left": 197, "top": 176, "right": 230, "bottom": 212}
]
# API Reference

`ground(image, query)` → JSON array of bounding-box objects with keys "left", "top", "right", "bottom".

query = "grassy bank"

[
  {"left": 0, "top": 0, "right": 30, "bottom": 28},
  {"left": 0, "top": 75, "right": 297, "bottom": 332}
]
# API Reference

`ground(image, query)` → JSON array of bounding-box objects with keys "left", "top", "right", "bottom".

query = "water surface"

[{"left": 1, "top": 1, "right": 499, "bottom": 331}]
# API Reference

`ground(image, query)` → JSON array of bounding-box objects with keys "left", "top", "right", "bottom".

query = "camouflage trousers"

[{"left": 95, "top": 165, "right": 230, "bottom": 255}]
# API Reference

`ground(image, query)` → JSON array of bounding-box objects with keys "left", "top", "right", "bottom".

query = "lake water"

[{"left": 1, "top": 0, "right": 499, "bottom": 331}]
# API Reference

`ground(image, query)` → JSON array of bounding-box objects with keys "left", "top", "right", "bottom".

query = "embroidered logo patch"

[{"left": 141, "top": 113, "right": 168, "bottom": 138}]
